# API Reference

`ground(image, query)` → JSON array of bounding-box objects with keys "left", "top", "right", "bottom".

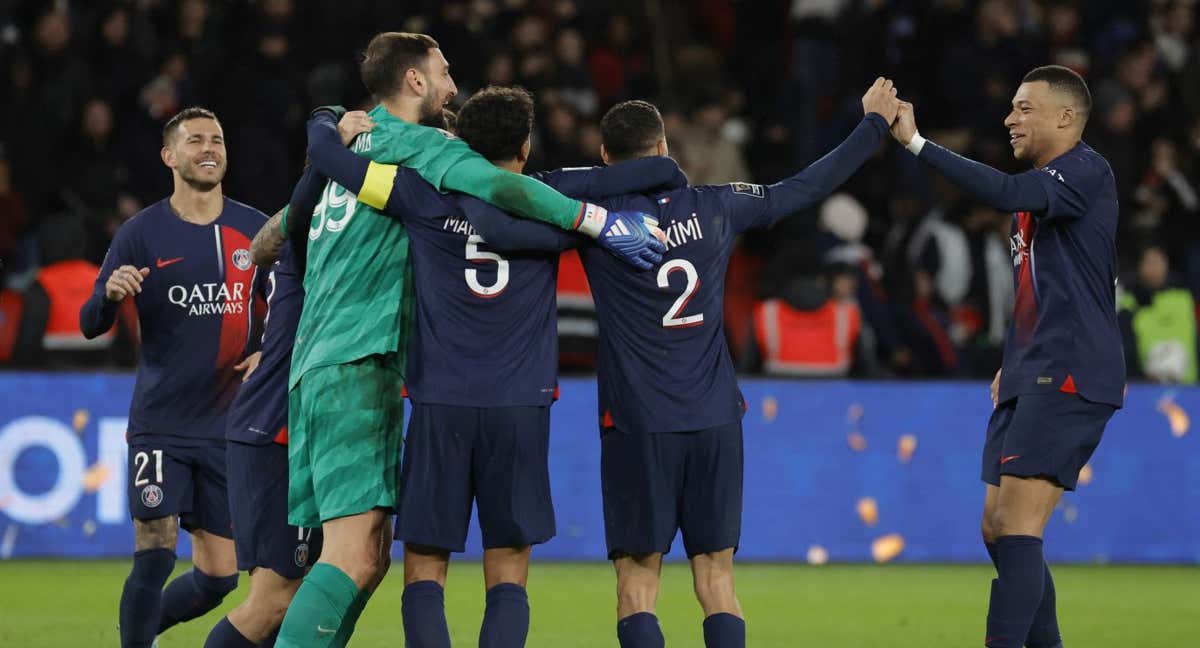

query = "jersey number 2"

[
  {"left": 465, "top": 235, "right": 509, "bottom": 298},
  {"left": 657, "top": 259, "right": 703, "bottom": 328}
]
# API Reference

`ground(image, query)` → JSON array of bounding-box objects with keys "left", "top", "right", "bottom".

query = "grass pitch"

[{"left": 0, "top": 560, "right": 1195, "bottom": 646}]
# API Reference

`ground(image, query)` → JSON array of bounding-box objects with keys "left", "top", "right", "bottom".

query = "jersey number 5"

[
  {"left": 658, "top": 259, "right": 703, "bottom": 328},
  {"left": 465, "top": 235, "right": 509, "bottom": 298}
]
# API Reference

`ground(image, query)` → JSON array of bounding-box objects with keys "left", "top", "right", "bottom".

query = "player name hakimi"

[{"left": 663, "top": 215, "right": 703, "bottom": 251}]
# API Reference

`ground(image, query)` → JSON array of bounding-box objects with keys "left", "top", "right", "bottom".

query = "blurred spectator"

[
  {"left": 0, "top": 0, "right": 1194, "bottom": 378},
  {"left": 12, "top": 217, "right": 133, "bottom": 368},
  {"left": 745, "top": 264, "right": 862, "bottom": 378},
  {"left": 0, "top": 152, "right": 27, "bottom": 266},
  {"left": 675, "top": 93, "right": 750, "bottom": 185},
  {"left": 1119, "top": 245, "right": 1197, "bottom": 384}
]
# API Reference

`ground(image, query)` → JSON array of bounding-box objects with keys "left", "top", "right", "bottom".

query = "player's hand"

[
  {"left": 861, "top": 77, "right": 900, "bottom": 124},
  {"left": 235, "top": 351, "right": 263, "bottom": 383},
  {"left": 891, "top": 101, "right": 918, "bottom": 147},
  {"left": 581, "top": 207, "right": 666, "bottom": 270},
  {"left": 105, "top": 265, "right": 150, "bottom": 302},
  {"left": 990, "top": 368, "right": 1001, "bottom": 408},
  {"left": 337, "top": 111, "right": 375, "bottom": 147}
]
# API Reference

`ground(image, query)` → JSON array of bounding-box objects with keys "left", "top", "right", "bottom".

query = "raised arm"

[
  {"left": 80, "top": 225, "right": 146, "bottom": 339},
  {"left": 892, "top": 102, "right": 1050, "bottom": 213}
]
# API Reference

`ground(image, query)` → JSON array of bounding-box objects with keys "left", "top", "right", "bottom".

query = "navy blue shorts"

[
  {"left": 601, "top": 421, "right": 743, "bottom": 560},
  {"left": 227, "top": 440, "right": 322, "bottom": 579},
  {"left": 982, "top": 392, "right": 1115, "bottom": 491},
  {"left": 127, "top": 440, "right": 232, "bottom": 538},
  {"left": 395, "top": 403, "right": 555, "bottom": 553}
]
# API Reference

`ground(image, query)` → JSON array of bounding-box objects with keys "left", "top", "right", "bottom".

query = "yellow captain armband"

[{"left": 359, "top": 160, "right": 397, "bottom": 210}]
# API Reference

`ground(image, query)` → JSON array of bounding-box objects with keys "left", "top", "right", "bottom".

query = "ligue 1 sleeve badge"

[
  {"left": 141, "top": 484, "right": 164, "bottom": 508},
  {"left": 232, "top": 248, "right": 252, "bottom": 271}
]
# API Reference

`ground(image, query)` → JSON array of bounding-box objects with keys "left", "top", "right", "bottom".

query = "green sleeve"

[
  {"left": 440, "top": 156, "right": 583, "bottom": 231},
  {"left": 373, "top": 119, "right": 583, "bottom": 231}
]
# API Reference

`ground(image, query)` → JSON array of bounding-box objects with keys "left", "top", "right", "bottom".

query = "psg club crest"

[
  {"left": 141, "top": 484, "right": 164, "bottom": 508},
  {"left": 232, "top": 248, "right": 252, "bottom": 271},
  {"left": 294, "top": 543, "right": 309, "bottom": 567}
]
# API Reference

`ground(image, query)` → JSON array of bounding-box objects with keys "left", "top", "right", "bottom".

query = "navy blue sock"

[
  {"left": 1026, "top": 560, "right": 1062, "bottom": 648},
  {"left": 401, "top": 580, "right": 451, "bottom": 648},
  {"left": 158, "top": 568, "right": 239, "bottom": 633},
  {"left": 702, "top": 613, "right": 745, "bottom": 648},
  {"left": 119, "top": 548, "right": 177, "bottom": 648},
  {"left": 985, "top": 541, "right": 1000, "bottom": 571},
  {"left": 202, "top": 616, "right": 256, "bottom": 647},
  {"left": 985, "top": 535, "right": 1045, "bottom": 648},
  {"left": 617, "top": 611, "right": 664, "bottom": 648},
  {"left": 479, "top": 583, "right": 530, "bottom": 648}
]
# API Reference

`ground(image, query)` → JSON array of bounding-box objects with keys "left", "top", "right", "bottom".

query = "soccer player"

[
  {"left": 889, "top": 66, "right": 1122, "bottom": 648},
  {"left": 80, "top": 107, "right": 266, "bottom": 648},
  {"left": 203, "top": 157, "right": 336, "bottom": 648},
  {"left": 471, "top": 80, "right": 902, "bottom": 648},
  {"left": 272, "top": 34, "right": 664, "bottom": 648},
  {"left": 300, "top": 86, "right": 684, "bottom": 648}
]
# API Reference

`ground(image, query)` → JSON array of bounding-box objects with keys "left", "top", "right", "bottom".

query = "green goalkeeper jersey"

[{"left": 289, "top": 105, "right": 588, "bottom": 389}]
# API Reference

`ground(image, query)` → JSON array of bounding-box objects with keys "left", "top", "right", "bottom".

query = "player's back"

[
  {"left": 98, "top": 197, "right": 266, "bottom": 444},
  {"left": 227, "top": 242, "right": 303, "bottom": 443},
  {"left": 583, "top": 183, "right": 766, "bottom": 434},
  {"left": 385, "top": 174, "right": 563, "bottom": 406}
]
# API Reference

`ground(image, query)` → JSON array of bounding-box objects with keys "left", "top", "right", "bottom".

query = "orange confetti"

[
  {"left": 847, "top": 432, "right": 868, "bottom": 452},
  {"left": 762, "top": 396, "right": 778, "bottom": 422},
  {"left": 857, "top": 497, "right": 879, "bottom": 527},
  {"left": 1157, "top": 396, "right": 1190, "bottom": 438},
  {"left": 897, "top": 434, "right": 918, "bottom": 463},
  {"left": 1077, "top": 463, "right": 1093, "bottom": 486},
  {"left": 806, "top": 545, "right": 829, "bottom": 565},
  {"left": 846, "top": 403, "right": 864, "bottom": 424},
  {"left": 871, "top": 534, "right": 905, "bottom": 563},
  {"left": 82, "top": 463, "right": 112, "bottom": 493},
  {"left": 73, "top": 409, "right": 90, "bottom": 433}
]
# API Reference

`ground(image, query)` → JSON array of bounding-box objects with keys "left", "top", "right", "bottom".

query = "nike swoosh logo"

[
  {"left": 317, "top": 625, "right": 336, "bottom": 634},
  {"left": 1000, "top": 455, "right": 1021, "bottom": 465},
  {"left": 156, "top": 256, "right": 184, "bottom": 268}
]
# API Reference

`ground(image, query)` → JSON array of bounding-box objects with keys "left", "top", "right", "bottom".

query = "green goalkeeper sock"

[
  {"left": 333, "top": 587, "right": 373, "bottom": 647},
  {"left": 275, "top": 563, "right": 358, "bottom": 648}
]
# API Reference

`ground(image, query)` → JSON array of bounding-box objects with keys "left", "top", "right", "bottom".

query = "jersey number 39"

[
  {"left": 465, "top": 235, "right": 509, "bottom": 298},
  {"left": 658, "top": 259, "right": 703, "bottom": 328}
]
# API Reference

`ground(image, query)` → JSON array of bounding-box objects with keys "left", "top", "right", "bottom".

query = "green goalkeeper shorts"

[{"left": 287, "top": 354, "right": 405, "bottom": 528}]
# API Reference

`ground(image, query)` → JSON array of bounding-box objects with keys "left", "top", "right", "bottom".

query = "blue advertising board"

[{"left": 1, "top": 374, "right": 1197, "bottom": 563}]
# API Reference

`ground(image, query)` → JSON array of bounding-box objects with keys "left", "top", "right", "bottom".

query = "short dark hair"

[
  {"left": 1023, "top": 65, "right": 1092, "bottom": 118},
  {"left": 360, "top": 32, "right": 440, "bottom": 99},
  {"left": 600, "top": 100, "right": 664, "bottom": 161},
  {"left": 441, "top": 108, "right": 457, "bottom": 133},
  {"left": 162, "top": 106, "right": 219, "bottom": 145},
  {"left": 455, "top": 86, "right": 534, "bottom": 162}
]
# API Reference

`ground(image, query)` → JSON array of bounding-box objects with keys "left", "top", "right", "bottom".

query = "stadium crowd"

[{"left": 0, "top": 0, "right": 1197, "bottom": 382}]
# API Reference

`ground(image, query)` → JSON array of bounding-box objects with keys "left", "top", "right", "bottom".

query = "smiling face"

[
  {"left": 417, "top": 47, "right": 458, "bottom": 123},
  {"left": 1003, "top": 81, "right": 1069, "bottom": 163},
  {"left": 163, "top": 117, "right": 226, "bottom": 191}
]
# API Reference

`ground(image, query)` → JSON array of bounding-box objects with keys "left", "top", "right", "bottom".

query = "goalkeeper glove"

[{"left": 575, "top": 203, "right": 665, "bottom": 270}]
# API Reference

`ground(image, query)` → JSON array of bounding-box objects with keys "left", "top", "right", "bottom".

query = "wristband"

[
  {"left": 906, "top": 133, "right": 927, "bottom": 156},
  {"left": 574, "top": 203, "right": 608, "bottom": 238}
]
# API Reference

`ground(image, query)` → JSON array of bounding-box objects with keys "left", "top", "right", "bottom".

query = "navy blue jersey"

[
  {"left": 225, "top": 242, "right": 303, "bottom": 444},
  {"left": 81, "top": 198, "right": 268, "bottom": 444},
  {"left": 474, "top": 115, "right": 890, "bottom": 433},
  {"left": 1000, "top": 142, "right": 1124, "bottom": 407},
  {"left": 299, "top": 114, "right": 693, "bottom": 408},
  {"left": 392, "top": 164, "right": 684, "bottom": 407}
]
